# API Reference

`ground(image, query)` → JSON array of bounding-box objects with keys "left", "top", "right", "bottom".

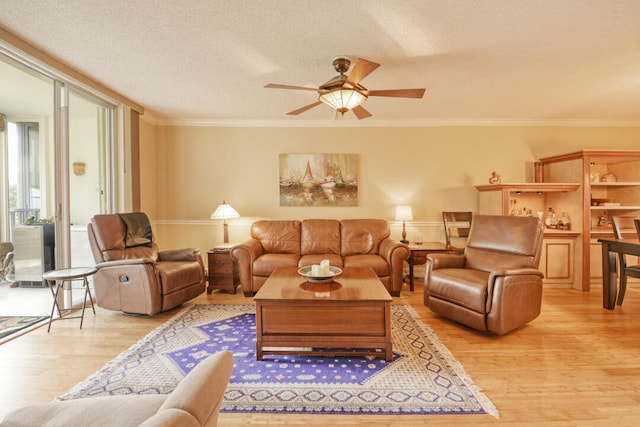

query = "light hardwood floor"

[{"left": 1, "top": 283, "right": 639, "bottom": 426}]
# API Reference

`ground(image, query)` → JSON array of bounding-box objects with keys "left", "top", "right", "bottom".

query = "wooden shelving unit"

[
  {"left": 476, "top": 183, "right": 581, "bottom": 288},
  {"left": 539, "top": 150, "right": 640, "bottom": 291}
]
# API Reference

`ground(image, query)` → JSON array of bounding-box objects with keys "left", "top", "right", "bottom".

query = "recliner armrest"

[
  {"left": 488, "top": 267, "right": 545, "bottom": 281},
  {"left": 158, "top": 248, "right": 200, "bottom": 262},
  {"left": 95, "top": 257, "right": 156, "bottom": 268},
  {"left": 427, "top": 253, "right": 466, "bottom": 270}
]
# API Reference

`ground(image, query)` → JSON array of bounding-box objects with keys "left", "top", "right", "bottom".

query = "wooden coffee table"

[{"left": 254, "top": 267, "right": 393, "bottom": 361}]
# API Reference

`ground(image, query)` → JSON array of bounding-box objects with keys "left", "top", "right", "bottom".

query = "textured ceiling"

[{"left": 1, "top": 0, "right": 640, "bottom": 126}]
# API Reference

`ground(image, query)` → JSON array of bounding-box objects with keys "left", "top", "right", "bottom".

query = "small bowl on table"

[{"left": 298, "top": 266, "right": 342, "bottom": 283}]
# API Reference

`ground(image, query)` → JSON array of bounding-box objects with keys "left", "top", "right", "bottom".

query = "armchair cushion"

[{"left": 119, "top": 212, "right": 153, "bottom": 248}]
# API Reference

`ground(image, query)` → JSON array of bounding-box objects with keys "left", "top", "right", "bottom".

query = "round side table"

[{"left": 43, "top": 267, "right": 97, "bottom": 332}]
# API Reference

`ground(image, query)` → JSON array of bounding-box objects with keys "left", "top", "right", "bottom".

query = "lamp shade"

[
  {"left": 211, "top": 200, "right": 240, "bottom": 220},
  {"left": 319, "top": 88, "right": 367, "bottom": 114},
  {"left": 395, "top": 205, "right": 413, "bottom": 221}
]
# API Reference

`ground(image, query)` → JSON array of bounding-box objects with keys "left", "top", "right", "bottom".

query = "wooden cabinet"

[
  {"left": 207, "top": 245, "right": 239, "bottom": 294},
  {"left": 477, "top": 150, "right": 640, "bottom": 292},
  {"left": 539, "top": 150, "right": 640, "bottom": 291},
  {"left": 475, "top": 183, "right": 580, "bottom": 288},
  {"left": 539, "top": 236, "right": 575, "bottom": 287}
]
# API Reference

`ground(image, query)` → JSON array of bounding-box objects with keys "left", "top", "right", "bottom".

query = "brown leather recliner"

[
  {"left": 424, "top": 214, "right": 544, "bottom": 335},
  {"left": 87, "top": 213, "right": 205, "bottom": 315}
]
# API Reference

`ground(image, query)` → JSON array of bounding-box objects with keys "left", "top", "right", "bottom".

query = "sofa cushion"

[
  {"left": 253, "top": 253, "right": 300, "bottom": 276},
  {"left": 299, "top": 253, "right": 343, "bottom": 268},
  {"left": 251, "top": 220, "right": 301, "bottom": 255},
  {"left": 343, "top": 254, "right": 390, "bottom": 276},
  {"left": 340, "top": 219, "right": 390, "bottom": 256},
  {"left": 301, "top": 219, "right": 341, "bottom": 255}
]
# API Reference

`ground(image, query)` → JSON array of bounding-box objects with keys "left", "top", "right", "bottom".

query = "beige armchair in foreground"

[
  {"left": 0, "top": 350, "right": 234, "bottom": 427},
  {"left": 424, "top": 214, "right": 544, "bottom": 335},
  {"left": 87, "top": 212, "right": 205, "bottom": 315}
]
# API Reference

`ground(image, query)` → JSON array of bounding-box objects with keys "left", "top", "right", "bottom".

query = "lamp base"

[
  {"left": 223, "top": 223, "right": 229, "bottom": 244},
  {"left": 400, "top": 221, "right": 408, "bottom": 244}
]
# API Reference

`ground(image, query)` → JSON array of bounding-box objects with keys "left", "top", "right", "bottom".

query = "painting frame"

[{"left": 279, "top": 153, "right": 359, "bottom": 207}]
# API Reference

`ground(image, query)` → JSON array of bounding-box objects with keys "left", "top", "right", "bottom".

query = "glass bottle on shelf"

[
  {"left": 558, "top": 212, "right": 571, "bottom": 230},
  {"left": 549, "top": 210, "right": 558, "bottom": 229},
  {"left": 510, "top": 199, "right": 519, "bottom": 216},
  {"left": 545, "top": 207, "right": 554, "bottom": 229}
]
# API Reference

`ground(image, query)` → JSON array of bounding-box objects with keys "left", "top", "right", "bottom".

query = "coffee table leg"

[
  {"left": 384, "top": 346, "right": 392, "bottom": 362},
  {"left": 255, "top": 303, "right": 263, "bottom": 360}
]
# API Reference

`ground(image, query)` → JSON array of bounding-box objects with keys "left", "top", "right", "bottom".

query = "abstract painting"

[{"left": 279, "top": 153, "right": 358, "bottom": 207}]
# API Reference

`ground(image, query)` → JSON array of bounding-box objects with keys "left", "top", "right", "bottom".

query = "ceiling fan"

[{"left": 264, "top": 56, "right": 426, "bottom": 119}]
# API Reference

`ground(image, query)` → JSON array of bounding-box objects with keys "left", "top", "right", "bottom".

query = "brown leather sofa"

[
  {"left": 230, "top": 219, "right": 410, "bottom": 296},
  {"left": 424, "top": 214, "right": 544, "bottom": 335},
  {"left": 87, "top": 213, "right": 205, "bottom": 315}
]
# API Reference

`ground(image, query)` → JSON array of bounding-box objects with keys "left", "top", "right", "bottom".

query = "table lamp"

[
  {"left": 395, "top": 205, "right": 413, "bottom": 244},
  {"left": 211, "top": 200, "right": 240, "bottom": 243}
]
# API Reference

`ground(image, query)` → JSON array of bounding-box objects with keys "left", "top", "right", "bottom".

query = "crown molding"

[{"left": 150, "top": 117, "right": 640, "bottom": 128}]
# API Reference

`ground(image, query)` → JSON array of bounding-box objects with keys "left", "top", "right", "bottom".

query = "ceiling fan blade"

[
  {"left": 345, "top": 58, "right": 380, "bottom": 87},
  {"left": 265, "top": 83, "right": 318, "bottom": 91},
  {"left": 352, "top": 105, "right": 372, "bottom": 120},
  {"left": 286, "top": 101, "right": 323, "bottom": 116},
  {"left": 367, "top": 88, "right": 426, "bottom": 98}
]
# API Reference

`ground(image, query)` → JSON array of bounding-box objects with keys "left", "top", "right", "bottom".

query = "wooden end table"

[
  {"left": 406, "top": 242, "right": 459, "bottom": 291},
  {"left": 207, "top": 244, "right": 239, "bottom": 294},
  {"left": 254, "top": 267, "right": 393, "bottom": 361}
]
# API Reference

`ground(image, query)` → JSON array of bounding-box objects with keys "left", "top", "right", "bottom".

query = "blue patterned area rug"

[
  {"left": 0, "top": 316, "right": 48, "bottom": 340},
  {"left": 58, "top": 304, "right": 498, "bottom": 417}
]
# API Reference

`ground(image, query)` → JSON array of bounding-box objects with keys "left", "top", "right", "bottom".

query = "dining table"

[{"left": 598, "top": 237, "right": 640, "bottom": 310}]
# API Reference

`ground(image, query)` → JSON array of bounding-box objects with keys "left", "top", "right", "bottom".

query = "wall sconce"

[
  {"left": 211, "top": 200, "right": 240, "bottom": 243},
  {"left": 73, "top": 162, "right": 86, "bottom": 176},
  {"left": 395, "top": 205, "right": 413, "bottom": 244}
]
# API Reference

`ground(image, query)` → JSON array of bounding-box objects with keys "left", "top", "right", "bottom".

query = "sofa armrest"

[
  {"left": 230, "top": 239, "right": 264, "bottom": 295},
  {"left": 379, "top": 239, "right": 410, "bottom": 295},
  {"left": 158, "top": 248, "right": 201, "bottom": 262}
]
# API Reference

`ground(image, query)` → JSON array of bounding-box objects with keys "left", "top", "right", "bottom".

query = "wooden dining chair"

[
  {"left": 611, "top": 215, "right": 640, "bottom": 305},
  {"left": 442, "top": 211, "right": 473, "bottom": 251}
]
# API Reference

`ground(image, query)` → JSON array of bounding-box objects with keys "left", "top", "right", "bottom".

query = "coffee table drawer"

[{"left": 259, "top": 302, "right": 387, "bottom": 336}]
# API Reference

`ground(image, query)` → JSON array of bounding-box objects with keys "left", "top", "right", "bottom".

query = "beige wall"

[{"left": 139, "top": 122, "right": 640, "bottom": 254}]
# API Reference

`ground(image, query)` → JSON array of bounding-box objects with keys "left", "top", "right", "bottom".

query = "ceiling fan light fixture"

[{"left": 318, "top": 88, "right": 367, "bottom": 114}]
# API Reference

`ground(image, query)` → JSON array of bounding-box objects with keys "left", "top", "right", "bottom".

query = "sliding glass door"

[
  {"left": 68, "top": 90, "right": 114, "bottom": 267},
  {"left": 0, "top": 51, "right": 115, "bottom": 306}
]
